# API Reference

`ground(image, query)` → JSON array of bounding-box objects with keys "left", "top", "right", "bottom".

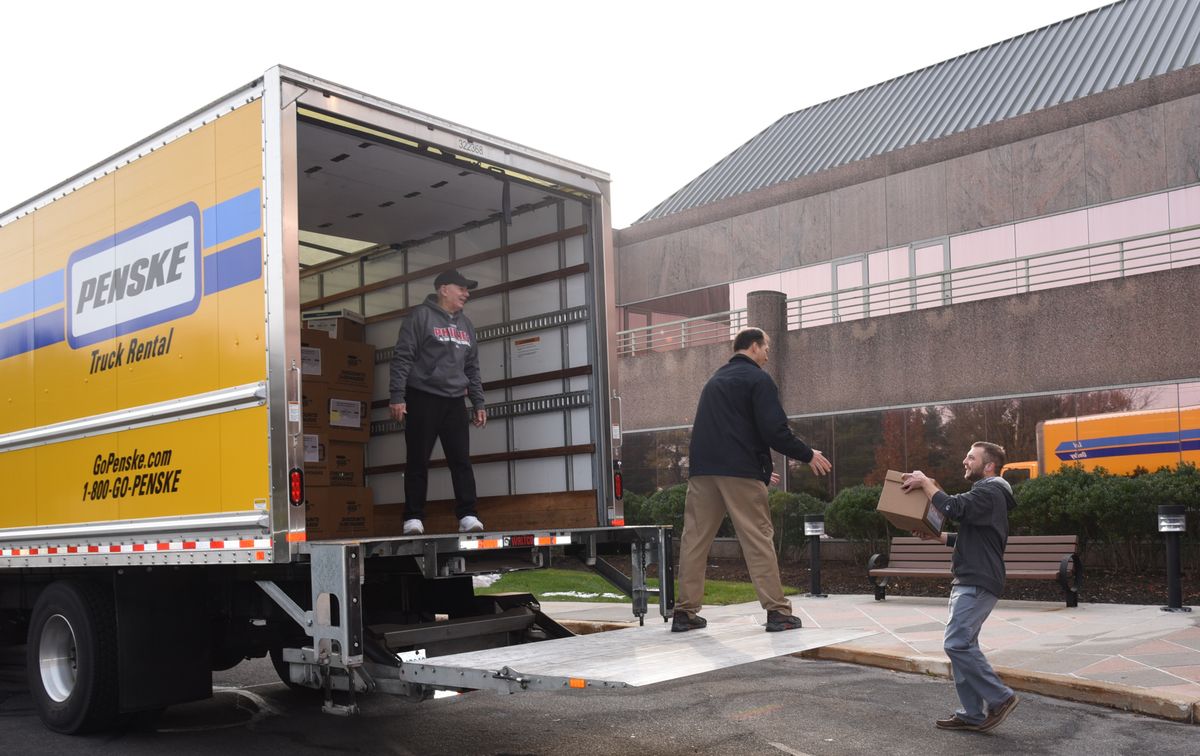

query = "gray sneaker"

[
  {"left": 765, "top": 611, "right": 803, "bottom": 632},
  {"left": 402, "top": 519, "right": 424, "bottom": 535},
  {"left": 458, "top": 515, "right": 484, "bottom": 533},
  {"left": 671, "top": 611, "right": 707, "bottom": 632}
]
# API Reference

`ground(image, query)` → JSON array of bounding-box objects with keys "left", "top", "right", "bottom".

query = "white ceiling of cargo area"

[{"left": 296, "top": 122, "right": 552, "bottom": 249}]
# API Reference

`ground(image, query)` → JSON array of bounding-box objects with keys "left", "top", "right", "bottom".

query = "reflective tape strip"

[
  {"left": 458, "top": 534, "right": 573, "bottom": 550},
  {"left": 475, "top": 539, "right": 504, "bottom": 550},
  {"left": 0, "top": 538, "right": 272, "bottom": 558}
]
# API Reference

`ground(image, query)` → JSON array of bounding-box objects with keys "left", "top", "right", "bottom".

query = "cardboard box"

[
  {"left": 305, "top": 486, "right": 374, "bottom": 539},
  {"left": 300, "top": 341, "right": 325, "bottom": 382},
  {"left": 301, "top": 433, "right": 363, "bottom": 486},
  {"left": 876, "top": 470, "right": 945, "bottom": 537},
  {"left": 303, "top": 432, "right": 329, "bottom": 486},
  {"left": 301, "top": 383, "right": 329, "bottom": 433},
  {"left": 303, "top": 309, "right": 366, "bottom": 342},
  {"left": 326, "top": 389, "right": 371, "bottom": 443},
  {"left": 302, "top": 381, "right": 370, "bottom": 443},
  {"left": 328, "top": 441, "right": 365, "bottom": 487},
  {"left": 300, "top": 329, "right": 375, "bottom": 393}
]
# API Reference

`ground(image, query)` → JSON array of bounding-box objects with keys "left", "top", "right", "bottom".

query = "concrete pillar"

[
  {"left": 746, "top": 290, "right": 788, "bottom": 388},
  {"left": 746, "top": 290, "right": 789, "bottom": 490}
]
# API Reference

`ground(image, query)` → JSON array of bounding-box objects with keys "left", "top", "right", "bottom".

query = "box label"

[
  {"left": 301, "top": 346, "right": 322, "bottom": 376},
  {"left": 303, "top": 434, "right": 323, "bottom": 463},
  {"left": 329, "top": 398, "right": 362, "bottom": 429}
]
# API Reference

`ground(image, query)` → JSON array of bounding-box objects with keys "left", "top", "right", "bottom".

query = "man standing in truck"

[
  {"left": 389, "top": 270, "right": 487, "bottom": 535},
  {"left": 672, "top": 327, "right": 832, "bottom": 633},
  {"left": 901, "top": 442, "right": 1020, "bottom": 733}
]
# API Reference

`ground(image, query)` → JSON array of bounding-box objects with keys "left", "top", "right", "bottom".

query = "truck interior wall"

[{"left": 293, "top": 117, "right": 603, "bottom": 535}]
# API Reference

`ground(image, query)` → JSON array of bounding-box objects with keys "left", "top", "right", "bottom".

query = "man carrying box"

[
  {"left": 389, "top": 270, "right": 487, "bottom": 535},
  {"left": 901, "top": 442, "right": 1019, "bottom": 733}
]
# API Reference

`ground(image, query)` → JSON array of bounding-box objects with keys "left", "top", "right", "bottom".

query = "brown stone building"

[{"left": 614, "top": 0, "right": 1200, "bottom": 498}]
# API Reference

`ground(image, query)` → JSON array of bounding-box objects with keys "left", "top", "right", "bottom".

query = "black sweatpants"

[{"left": 403, "top": 388, "right": 478, "bottom": 520}]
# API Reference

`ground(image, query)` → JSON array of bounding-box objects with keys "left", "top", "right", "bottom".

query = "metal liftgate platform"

[
  {"left": 262, "top": 529, "right": 873, "bottom": 705},
  {"left": 386, "top": 616, "right": 876, "bottom": 694}
]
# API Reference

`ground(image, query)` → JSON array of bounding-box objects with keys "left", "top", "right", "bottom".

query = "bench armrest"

[{"left": 1058, "top": 552, "right": 1083, "bottom": 593}]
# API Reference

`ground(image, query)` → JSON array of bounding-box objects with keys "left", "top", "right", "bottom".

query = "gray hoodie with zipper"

[
  {"left": 388, "top": 294, "right": 484, "bottom": 409},
  {"left": 931, "top": 476, "right": 1017, "bottom": 598}
]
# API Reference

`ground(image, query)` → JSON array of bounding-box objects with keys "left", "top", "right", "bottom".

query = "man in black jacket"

[
  {"left": 672, "top": 328, "right": 831, "bottom": 633},
  {"left": 901, "top": 442, "right": 1020, "bottom": 733}
]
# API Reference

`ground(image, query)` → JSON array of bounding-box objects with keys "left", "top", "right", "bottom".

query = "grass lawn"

[{"left": 475, "top": 567, "right": 799, "bottom": 605}]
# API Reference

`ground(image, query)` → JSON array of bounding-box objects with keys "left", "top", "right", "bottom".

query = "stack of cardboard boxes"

[{"left": 300, "top": 310, "right": 376, "bottom": 538}]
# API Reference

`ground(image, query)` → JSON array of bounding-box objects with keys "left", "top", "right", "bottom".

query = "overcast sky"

[{"left": 2, "top": 0, "right": 1109, "bottom": 229}]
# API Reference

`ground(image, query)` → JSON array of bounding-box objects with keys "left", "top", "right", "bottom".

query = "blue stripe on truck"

[
  {"left": 0, "top": 309, "right": 65, "bottom": 360},
  {"left": 203, "top": 237, "right": 262, "bottom": 294},
  {"left": 202, "top": 189, "right": 261, "bottom": 249},
  {"left": 0, "top": 270, "right": 64, "bottom": 326},
  {"left": 1055, "top": 431, "right": 1181, "bottom": 452},
  {"left": 1052, "top": 430, "right": 1200, "bottom": 461}
]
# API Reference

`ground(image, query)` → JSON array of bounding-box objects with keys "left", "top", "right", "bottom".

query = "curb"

[{"left": 801, "top": 645, "right": 1199, "bottom": 724}]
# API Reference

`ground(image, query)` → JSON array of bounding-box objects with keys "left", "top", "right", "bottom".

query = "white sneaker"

[
  {"left": 402, "top": 519, "right": 424, "bottom": 535},
  {"left": 458, "top": 515, "right": 484, "bottom": 533}
]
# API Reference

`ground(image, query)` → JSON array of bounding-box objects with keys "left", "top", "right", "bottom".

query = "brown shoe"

[
  {"left": 935, "top": 714, "right": 981, "bottom": 731},
  {"left": 977, "top": 694, "right": 1020, "bottom": 732}
]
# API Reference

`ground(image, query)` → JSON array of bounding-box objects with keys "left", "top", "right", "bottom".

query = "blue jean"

[{"left": 944, "top": 585, "right": 1013, "bottom": 724}]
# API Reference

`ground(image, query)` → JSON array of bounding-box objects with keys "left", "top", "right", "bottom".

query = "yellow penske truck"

[{"left": 0, "top": 67, "right": 863, "bottom": 734}]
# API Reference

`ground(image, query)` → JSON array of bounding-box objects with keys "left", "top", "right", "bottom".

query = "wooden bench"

[{"left": 867, "top": 535, "right": 1083, "bottom": 607}]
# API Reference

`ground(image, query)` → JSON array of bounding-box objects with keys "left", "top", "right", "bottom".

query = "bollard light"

[
  {"left": 1158, "top": 505, "right": 1186, "bottom": 533},
  {"left": 1158, "top": 505, "right": 1191, "bottom": 613},
  {"left": 804, "top": 514, "right": 827, "bottom": 598},
  {"left": 804, "top": 514, "right": 825, "bottom": 537}
]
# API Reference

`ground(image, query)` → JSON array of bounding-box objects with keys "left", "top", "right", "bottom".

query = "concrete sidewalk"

[{"left": 542, "top": 594, "right": 1200, "bottom": 723}]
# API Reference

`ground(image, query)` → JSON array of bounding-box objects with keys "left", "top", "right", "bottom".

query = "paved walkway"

[{"left": 542, "top": 594, "right": 1200, "bottom": 723}]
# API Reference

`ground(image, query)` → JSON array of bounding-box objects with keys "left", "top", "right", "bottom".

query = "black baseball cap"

[{"left": 434, "top": 269, "right": 478, "bottom": 290}]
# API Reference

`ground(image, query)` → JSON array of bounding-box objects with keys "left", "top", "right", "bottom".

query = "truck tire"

[
  {"left": 26, "top": 581, "right": 119, "bottom": 734},
  {"left": 269, "top": 645, "right": 311, "bottom": 691}
]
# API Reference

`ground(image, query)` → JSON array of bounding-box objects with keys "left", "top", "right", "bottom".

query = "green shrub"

[
  {"left": 824, "top": 484, "right": 887, "bottom": 559},
  {"left": 623, "top": 483, "right": 690, "bottom": 535},
  {"left": 621, "top": 490, "right": 649, "bottom": 524},
  {"left": 1010, "top": 466, "right": 1100, "bottom": 539},
  {"left": 768, "top": 490, "right": 827, "bottom": 552},
  {"left": 1012, "top": 464, "right": 1200, "bottom": 570}
]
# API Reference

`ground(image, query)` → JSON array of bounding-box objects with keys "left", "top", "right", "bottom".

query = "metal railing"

[
  {"left": 616, "top": 309, "right": 747, "bottom": 356},
  {"left": 617, "top": 224, "right": 1200, "bottom": 357}
]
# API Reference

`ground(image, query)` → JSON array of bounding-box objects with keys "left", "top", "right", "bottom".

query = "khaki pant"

[{"left": 675, "top": 475, "right": 790, "bottom": 616}]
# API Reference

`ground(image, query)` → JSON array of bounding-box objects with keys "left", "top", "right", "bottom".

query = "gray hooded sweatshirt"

[
  {"left": 388, "top": 294, "right": 484, "bottom": 409},
  {"left": 931, "top": 476, "right": 1017, "bottom": 598}
]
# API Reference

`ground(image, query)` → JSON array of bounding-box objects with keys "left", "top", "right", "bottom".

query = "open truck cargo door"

[{"left": 384, "top": 619, "right": 875, "bottom": 694}]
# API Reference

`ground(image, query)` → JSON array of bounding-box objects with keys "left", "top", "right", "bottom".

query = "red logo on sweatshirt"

[{"left": 432, "top": 326, "right": 471, "bottom": 347}]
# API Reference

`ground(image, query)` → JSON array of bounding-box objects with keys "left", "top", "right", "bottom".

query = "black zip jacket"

[{"left": 688, "top": 354, "right": 814, "bottom": 484}]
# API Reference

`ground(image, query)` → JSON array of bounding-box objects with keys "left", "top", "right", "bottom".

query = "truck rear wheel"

[{"left": 27, "top": 581, "right": 119, "bottom": 734}]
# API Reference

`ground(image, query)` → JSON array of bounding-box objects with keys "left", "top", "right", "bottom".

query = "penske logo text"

[{"left": 67, "top": 203, "right": 202, "bottom": 348}]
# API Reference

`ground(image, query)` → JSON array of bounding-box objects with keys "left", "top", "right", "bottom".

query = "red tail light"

[
  {"left": 289, "top": 468, "right": 304, "bottom": 505},
  {"left": 613, "top": 461, "right": 623, "bottom": 500}
]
